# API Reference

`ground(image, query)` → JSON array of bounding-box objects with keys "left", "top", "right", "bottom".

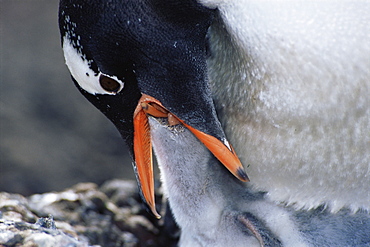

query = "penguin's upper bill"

[{"left": 59, "top": 0, "right": 248, "bottom": 218}]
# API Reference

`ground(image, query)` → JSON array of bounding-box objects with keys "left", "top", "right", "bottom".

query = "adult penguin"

[{"left": 59, "top": 0, "right": 370, "bottom": 246}]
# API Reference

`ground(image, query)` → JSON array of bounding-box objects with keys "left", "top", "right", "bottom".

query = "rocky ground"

[{"left": 0, "top": 180, "right": 179, "bottom": 247}]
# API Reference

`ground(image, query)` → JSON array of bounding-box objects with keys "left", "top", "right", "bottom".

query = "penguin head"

[{"left": 59, "top": 0, "right": 247, "bottom": 218}]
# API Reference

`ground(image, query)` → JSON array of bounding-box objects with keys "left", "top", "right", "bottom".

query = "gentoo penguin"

[{"left": 59, "top": 0, "right": 370, "bottom": 246}]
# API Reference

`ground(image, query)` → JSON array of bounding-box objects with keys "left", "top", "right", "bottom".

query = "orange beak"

[{"left": 133, "top": 94, "right": 249, "bottom": 218}]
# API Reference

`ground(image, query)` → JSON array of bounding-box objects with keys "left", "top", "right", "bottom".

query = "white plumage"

[{"left": 204, "top": 0, "right": 370, "bottom": 213}]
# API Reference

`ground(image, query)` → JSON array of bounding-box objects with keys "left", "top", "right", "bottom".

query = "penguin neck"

[{"left": 148, "top": 117, "right": 228, "bottom": 229}]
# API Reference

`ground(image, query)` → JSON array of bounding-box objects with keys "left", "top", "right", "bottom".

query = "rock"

[
  {"left": 0, "top": 217, "right": 91, "bottom": 247},
  {"left": 0, "top": 179, "right": 179, "bottom": 247}
]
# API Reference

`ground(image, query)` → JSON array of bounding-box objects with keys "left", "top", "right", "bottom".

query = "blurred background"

[{"left": 0, "top": 0, "right": 136, "bottom": 196}]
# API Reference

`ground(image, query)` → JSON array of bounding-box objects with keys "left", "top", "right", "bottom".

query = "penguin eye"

[{"left": 99, "top": 74, "right": 121, "bottom": 93}]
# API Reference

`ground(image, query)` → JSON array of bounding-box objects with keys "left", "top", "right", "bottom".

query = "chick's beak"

[{"left": 133, "top": 94, "right": 249, "bottom": 218}]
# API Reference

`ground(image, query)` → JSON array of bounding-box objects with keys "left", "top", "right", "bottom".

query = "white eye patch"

[{"left": 62, "top": 36, "right": 124, "bottom": 95}]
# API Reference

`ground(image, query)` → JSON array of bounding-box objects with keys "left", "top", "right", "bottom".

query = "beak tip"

[
  {"left": 237, "top": 167, "right": 250, "bottom": 182},
  {"left": 141, "top": 199, "right": 162, "bottom": 220},
  {"left": 149, "top": 206, "right": 161, "bottom": 219}
]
